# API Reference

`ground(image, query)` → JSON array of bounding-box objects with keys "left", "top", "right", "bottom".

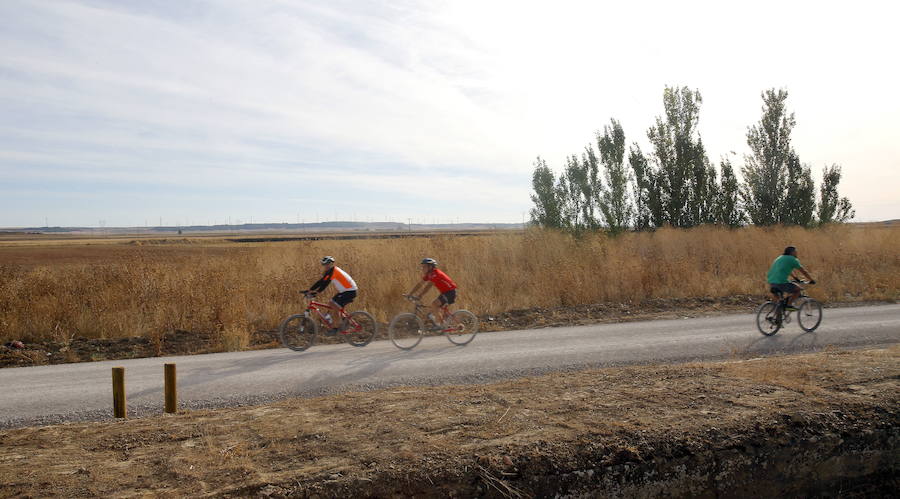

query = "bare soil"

[
  {"left": 2, "top": 296, "right": 891, "bottom": 369},
  {"left": 0, "top": 347, "right": 896, "bottom": 497}
]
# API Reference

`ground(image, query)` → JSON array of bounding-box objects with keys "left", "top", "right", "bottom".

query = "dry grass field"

[{"left": 0, "top": 225, "right": 897, "bottom": 346}]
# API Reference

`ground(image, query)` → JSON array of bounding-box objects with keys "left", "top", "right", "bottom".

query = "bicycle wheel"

[
  {"left": 797, "top": 298, "right": 823, "bottom": 332},
  {"left": 388, "top": 313, "right": 424, "bottom": 350},
  {"left": 755, "top": 302, "right": 782, "bottom": 336},
  {"left": 345, "top": 311, "right": 377, "bottom": 347},
  {"left": 445, "top": 310, "right": 479, "bottom": 346},
  {"left": 279, "top": 314, "right": 317, "bottom": 351}
]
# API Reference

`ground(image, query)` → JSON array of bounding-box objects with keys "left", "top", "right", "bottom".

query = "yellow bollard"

[
  {"left": 112, "top": 367, "right": 126, "bottom": 418},
  {"left": 164, "top": 363, "right": 177, "bottom": 414}
]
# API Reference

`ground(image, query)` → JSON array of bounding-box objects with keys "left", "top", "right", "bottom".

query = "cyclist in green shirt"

[{"left": 766, "top": 246, "right": 816, "bottom": 311}]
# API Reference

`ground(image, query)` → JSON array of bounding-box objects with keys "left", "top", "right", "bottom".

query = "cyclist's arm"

[
  {"left": 410, "top": 281, "right": 433, "bottom": 298},
  {"left": 308, "top": 269, "right": 333, "bottom": 294},
  {"left": 798, "top": 267, "right": 813, "bottom": 282},
  {"left": 307, "top": 279, "right": 328, "bottom": 294},
  {"left": 791, "top": 267, "right": 813, "bottom": 282},
  {"left": 407, "top": 281, "right": 424, "bottom": 297}
]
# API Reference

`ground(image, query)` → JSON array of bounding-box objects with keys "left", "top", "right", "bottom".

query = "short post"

[
  {"left": 164, "top": 363, "right": 177, "bottom": 414},
  {"left": 112, "top": 367, "right": 126, "bottom": 419}
]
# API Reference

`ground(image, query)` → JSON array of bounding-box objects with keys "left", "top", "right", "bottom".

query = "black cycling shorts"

[
  {"left": 769, "top": 282, "right": 799, "bottom": 296},
  {"left": 438, "top": 289, "right": 457, "bottom": 305},
  {"left": 332, "top": 290, "right": 357, "bottom": 307}
]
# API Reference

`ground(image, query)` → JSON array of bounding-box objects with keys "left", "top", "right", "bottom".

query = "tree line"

[{"left": 530, "top": 87, "right": 854, "bottom": 233}]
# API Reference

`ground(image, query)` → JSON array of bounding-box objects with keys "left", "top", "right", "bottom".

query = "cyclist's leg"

[
  {"left": 430, "top": 296, "right": 444, "bottom": 325},
  {"left": 330, "top": 291, "right": 357, "bottom": 329},
  {"left": 439, "top": 289, "right": 457, "bottom": 323},
  {"left": 786, "top": 283, "right": 802, "bottom": 306}
]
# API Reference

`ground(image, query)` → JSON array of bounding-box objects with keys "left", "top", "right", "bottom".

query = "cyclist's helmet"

[
  {"left": 321, "top": 256, "right": 335, "bottom": 265},
  {"left": 421, "top": 257, "right": 437, "bottom": 266}
]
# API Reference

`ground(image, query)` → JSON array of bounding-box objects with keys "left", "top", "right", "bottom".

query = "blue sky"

[{"left": 1, "top": 0, "right": 898, "bottom": 227}]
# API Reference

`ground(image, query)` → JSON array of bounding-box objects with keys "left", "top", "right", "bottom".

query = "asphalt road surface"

[{"left": 2, "top": 304, "right": 898, "bottom": 428}]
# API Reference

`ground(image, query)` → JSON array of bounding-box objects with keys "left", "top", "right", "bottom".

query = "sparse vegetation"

[
  {"left": 0, "top": 347, "right": 896, "bottom": 496},
  {"left": 0, "top": 225, "right": 897, "bottom": 346}
]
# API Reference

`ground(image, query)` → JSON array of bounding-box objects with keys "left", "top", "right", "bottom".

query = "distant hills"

[
  {"left": 1, "top": 221, "right": 524, "bottom": 235},
  {"left": 3, "top": 219, "right": 895, "bottom": 235}
]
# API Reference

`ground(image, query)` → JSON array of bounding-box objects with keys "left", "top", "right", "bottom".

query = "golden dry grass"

[{"left": 0, "top": 225, "right": 897, "bottom": 344}]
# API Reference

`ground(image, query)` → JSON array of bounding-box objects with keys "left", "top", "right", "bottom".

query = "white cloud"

[{"left": 1, "top": 0, "right": 898, "bottom": 226}]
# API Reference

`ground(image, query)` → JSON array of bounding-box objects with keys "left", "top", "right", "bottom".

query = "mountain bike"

[
  {"left": 278, "top": 292, "right": 377, "bottom": 351},
  {"left": 755, "top": 280, "right": 823, "bottom": 336},
  {"left": 387, "top": 295, "right": 479, "bottom": 350}
]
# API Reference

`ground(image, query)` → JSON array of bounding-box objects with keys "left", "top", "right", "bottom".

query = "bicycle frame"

[
  {"left": 303, "top": 295, "right": 361, "bottom": 333},
  {"left": 769, "top": 280, "right": 815, "bottom": 324},
  {"left": 405, "top": 296, "right": 458, "bottom": 333}
]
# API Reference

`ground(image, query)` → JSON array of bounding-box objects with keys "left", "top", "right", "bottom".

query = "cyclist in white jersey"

[{"left": 302, "top": 256, "right": 358, "bottom": 331}]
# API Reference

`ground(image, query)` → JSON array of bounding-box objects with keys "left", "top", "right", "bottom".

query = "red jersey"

[{"left": 423, "top": 268, "right": 457, "bottom": 293}]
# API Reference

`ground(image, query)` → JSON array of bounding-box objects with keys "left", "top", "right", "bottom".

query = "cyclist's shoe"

[
  {"left": 324, "top": 327, "right": 339, "bottom": 337},
  {"left": 784, "top": 305, "right": 799, "bottom": 312}
]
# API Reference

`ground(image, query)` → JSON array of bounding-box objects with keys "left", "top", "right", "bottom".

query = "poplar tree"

[
  {"left": 529, "top": 157, "right": 564, "bottom": 228},
  {"left": 716, "top": 158, "right": 744, "bottom": 227},
  {"left": 646, "top": 86, "right": 713, "bottom": 227},
  {"left": 741, "top": 89, "right": 795, "bottom": 225},
  {"left": 818, "top": 164, "right": 855, "bottom": 223},
  {"left": 597, "top": 119, "right": 633, "bottom": 233},
  {"left": 780, "top": 152, "right": 816, "bottom": 226},
  {"left": 629, "top": 144, "right": 663, "bottom": 230}
]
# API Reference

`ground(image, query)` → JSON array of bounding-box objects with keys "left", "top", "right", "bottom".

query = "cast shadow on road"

[
  {"left": 129, "top": 341, "right": 463, "bottom": 400},
  {"left": 728, "top": 327, "right": 821, "bottom": 358}
]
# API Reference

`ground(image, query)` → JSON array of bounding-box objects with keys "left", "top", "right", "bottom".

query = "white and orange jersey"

[{"left": 323, "top": 266, "right": 357, "bottom": 292}]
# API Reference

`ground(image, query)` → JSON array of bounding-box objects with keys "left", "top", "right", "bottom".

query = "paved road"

[{"left": 2, "top": 304, "right": 898, "bottom": 428}]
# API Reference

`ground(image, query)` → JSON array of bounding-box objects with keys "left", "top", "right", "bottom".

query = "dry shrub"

[
  {"left": 0, "top": 225, "right": 897, "bottom": 345},
  {"left": 220, "top": 321, "right": 251, "bottom": 352}
]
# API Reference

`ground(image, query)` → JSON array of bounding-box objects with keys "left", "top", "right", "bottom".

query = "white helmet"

[
  {"left": 321, "top": 256, "right": 335, "bottom": 264},
  {"left": 421, "top": 257, "right": 437, "bottom": 266}
]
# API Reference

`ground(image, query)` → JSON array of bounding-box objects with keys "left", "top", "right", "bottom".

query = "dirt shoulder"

[
  {"left": 1, "top": 347, "right": 896, "bottom": 497},
  {"left": 2, "top": 296, "right": 892, "bottom": 368}
]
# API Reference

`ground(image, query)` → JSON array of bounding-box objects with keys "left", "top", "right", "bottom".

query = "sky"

[{"left": 1, "top": 0, "right": 898, "bottom": 227}]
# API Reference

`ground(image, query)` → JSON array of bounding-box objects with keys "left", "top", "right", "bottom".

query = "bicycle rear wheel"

[
  {"left": 797, "top": 298, "right": 823, "bottom": 332},
  {"left": 388, "top": 313, "right": 424, "bottom": 350},
  {"left": 755, "top": 302, "right": 782, "bottom": 336},
  {"left": 345, "top": 311, "right": 377, "bottom": 347},
  {"left": 445, "top": 310, "right": 479, "bottom": 346},
  {"left": 279, "top": 314, "right": 317, "bottom": 351}
]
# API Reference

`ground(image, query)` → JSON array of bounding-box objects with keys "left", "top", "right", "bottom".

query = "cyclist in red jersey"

[{"left": 406, "top": 257, "right": 457, "bottom": 326}]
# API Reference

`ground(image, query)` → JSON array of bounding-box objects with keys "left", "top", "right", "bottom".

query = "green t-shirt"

[{"left": 767, "top": 255, "right": 802, "bottom": 284}]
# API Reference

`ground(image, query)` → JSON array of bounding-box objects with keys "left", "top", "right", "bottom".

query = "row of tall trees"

[{"left": 530, "top": 87, "right": 854, "bottom": 233}]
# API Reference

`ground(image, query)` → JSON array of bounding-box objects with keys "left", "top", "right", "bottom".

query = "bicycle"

[
  {"left": 278, "top": 291, "right": 377, "bottom": 351},
  {"left": 387, "top": 295, "right": 479, "bottom": 350},
  {"left": 755, "top": 280, "right": 823, "bottom": 336}
]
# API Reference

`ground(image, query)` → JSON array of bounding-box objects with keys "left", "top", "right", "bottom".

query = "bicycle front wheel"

[
  {"left": 797, "top": 298, "right": 823, "bottom": 332},
  {"left": 756, "top": 302, "right": 782, "bottom": 336},
  {"left": 445, "top": 310, "right": 479, "bottom": 346},
  {"left": 279, "top": 314, "right": 317, "bottom": 351},
  {"left": 388, "top": 313, "right": 424, "bottom": 350},
  {"left": 346, "top": 311, "right": 377, "bottom": 347}
]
